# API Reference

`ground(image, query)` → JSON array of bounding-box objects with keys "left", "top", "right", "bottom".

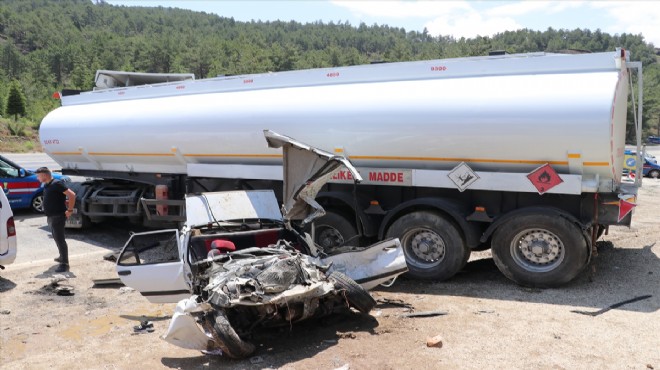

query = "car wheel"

[
  {"left": 491, "top": 213, "right": 588, "bottom": 288},
  {"left": 329, "top": 271, "right": 376, "bottom": 314},
  {"left": 386, "top": 211, "right": 469, "bottom": 281},
  {"left": 648, "top": 169, "right": 660, "bottom": 179},
  {"left": 207, "top": 311, "right": 255, "bottom": 359},
  {"left": 31, "top": 194, "right": 44, "bottom": 213}
]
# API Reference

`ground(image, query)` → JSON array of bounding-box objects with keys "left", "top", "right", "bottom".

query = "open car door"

[
  {"left": 116, "top": 229, "right": 190, "bottom": 303},
  {"left": 264, "top": 130, "right": 362, "bottom": 227}
]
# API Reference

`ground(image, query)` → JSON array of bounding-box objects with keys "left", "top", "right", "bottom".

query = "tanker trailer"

[{"left": 39, "top": 49, "right": 644, "bottom": 287}]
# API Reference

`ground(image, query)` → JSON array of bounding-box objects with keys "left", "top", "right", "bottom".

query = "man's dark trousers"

[{"left": 47, "top": 214, "right": 68, "bottom": 264}]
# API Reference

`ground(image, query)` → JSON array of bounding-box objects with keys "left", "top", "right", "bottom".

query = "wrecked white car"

[{"left": 115, "top": 131, "right": 408, "bottom": 358}]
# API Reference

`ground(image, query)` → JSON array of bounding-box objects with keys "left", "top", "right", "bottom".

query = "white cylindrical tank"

[{"left": 40, "top": 51, "right": 630, "bottom": 183}]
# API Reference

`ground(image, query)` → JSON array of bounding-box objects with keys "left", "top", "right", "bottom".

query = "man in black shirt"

[{"left": 36, "top": 167, "right": 76, "bottom": 273}]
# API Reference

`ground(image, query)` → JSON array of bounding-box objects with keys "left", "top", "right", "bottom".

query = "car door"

[{"left": 116, "top": 229, "right": 191, "bottom": 303}]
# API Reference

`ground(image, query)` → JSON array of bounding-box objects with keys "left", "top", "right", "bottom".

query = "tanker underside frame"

[
  {"left": 63, "top": 171, "right": 188, "bottom": 229},
  {"left": 181, "top": 174, "right": 633, "bottom": 288},
  {"left": 62, "top": 163, "right": 636, "bottom": 288}
]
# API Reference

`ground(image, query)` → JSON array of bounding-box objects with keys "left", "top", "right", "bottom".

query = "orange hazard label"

[{"left": 527, "top": 163, "right": 563, "bottom": 195}]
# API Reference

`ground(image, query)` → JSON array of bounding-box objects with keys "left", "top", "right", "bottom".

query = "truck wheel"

[
  {"left": 209, "top": 311, "right": 255, "bottom": 359},
  {"left": 386, "top": 211, "right": 468, "bottom": 281},
  {"left": 648, "top": 169, "right": 660, "bottom": 179},
  {"left": 329, "top": 271, "right": 376, "bottom": 314},
  {"left": 312, "top": 211, "right": 358, "bottom": 250},
  {"left": 31, "top": 194, "right": 44, "bottom": 213},
  {"left": 491, "top": 214, "right": 588, "bottom": 288}
]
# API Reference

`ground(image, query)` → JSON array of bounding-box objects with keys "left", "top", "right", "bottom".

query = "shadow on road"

[
  {"left": 65, "top": 218, "right": 154, "bottom": 252},
  {"left": 13, "top": 209, "right": 144, "bottom": 254},
  {"left": 160, "top": 312, "right": 378, "bottom": 369},
  {"left": 379, "top": 241, "right": 659, "bottom": 314},
  {"left": 34, "top": 265, "right": 77, "bottom": 279},
  {"left": 0, "top": 276, "right": 17, "bottom": 292},
  {"left": 11, "top": 209, "right": 44, "bottom": 222}
]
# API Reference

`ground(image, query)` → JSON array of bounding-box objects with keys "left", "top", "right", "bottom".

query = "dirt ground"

[{"left": 1, "top": 159, "right": 659, "bottom": 369}]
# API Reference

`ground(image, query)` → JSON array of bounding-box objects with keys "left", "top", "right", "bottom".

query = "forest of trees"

[{"left": 1, "top": 0, "right": 659, "bottom": 143}]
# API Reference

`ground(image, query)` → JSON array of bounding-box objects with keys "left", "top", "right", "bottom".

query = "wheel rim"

[
  {"left": 509, "top": 228, "right": 565, "bottom": 273},
  {"left": 32, "top": 195, "right": 44, "bottom": 212},
  {"left": 651, "top": 170, "right": 660, "bottom": 179},
  {"left": 401, "top": 228, "right": 446, "bottom": 268},
  {"left": 316, "top": 225, "right": 345, "bottom": 249}
]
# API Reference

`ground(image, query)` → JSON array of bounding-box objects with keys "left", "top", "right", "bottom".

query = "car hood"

[{"left": 264, "top": 130, "right": 362, "bottom": 226}]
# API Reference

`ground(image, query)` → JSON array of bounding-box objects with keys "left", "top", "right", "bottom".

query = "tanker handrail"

[
  {"left": 627, "top": 61, "right": 643, "bottom": 189},
  {"left": 61, "top": 50, "right": 628, "bottom": 107}
]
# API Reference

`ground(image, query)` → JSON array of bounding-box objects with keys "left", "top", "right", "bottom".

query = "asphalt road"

[
  {"left": 2, "top": 152, "right": 61, "bottom": 172},
  {"left": 2, "top": 152, "right": 124, "bottom": 266}
]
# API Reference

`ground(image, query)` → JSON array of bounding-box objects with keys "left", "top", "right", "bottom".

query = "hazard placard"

[
  {"left": 618, "top": 199, "right": 636, "bottom": 222},
  {"left": 527, "top": 163, "right": 563, "bottom": 195},
  {"left": 448, "top": 162, "right": 479, "bottom": 192}
]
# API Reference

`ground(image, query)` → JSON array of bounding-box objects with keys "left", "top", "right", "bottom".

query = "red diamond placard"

[
  {"left": 618, "top": 199, "right": 636, "bottom": 222},
  {"left": 527, "top": 163, "right": 563, "bottom": 195}
]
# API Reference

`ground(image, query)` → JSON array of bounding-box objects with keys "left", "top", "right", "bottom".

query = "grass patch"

[{"left": 0, "top": 117, "right": 41, "bottom": 153}]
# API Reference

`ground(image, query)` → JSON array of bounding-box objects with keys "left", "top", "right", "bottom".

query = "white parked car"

[
  {"left": 1, "top": 187, "right": 17, "bottom": 268},
  {"left": 115, "top": 131, "right": 408, "bottom": 358}
]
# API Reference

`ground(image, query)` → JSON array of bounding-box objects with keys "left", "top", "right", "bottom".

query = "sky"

[{"left": 105, "top": 1, "right": 660, "bottom": 46}]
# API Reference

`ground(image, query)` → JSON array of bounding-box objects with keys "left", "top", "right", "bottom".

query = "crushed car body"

[{"left": 115, "top": 130, "right": 408, "bottom": 358}]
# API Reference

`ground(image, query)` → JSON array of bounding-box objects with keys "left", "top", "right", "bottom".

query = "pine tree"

[{"left": 5, "top": 81, "right": 27, "bottom": 121}]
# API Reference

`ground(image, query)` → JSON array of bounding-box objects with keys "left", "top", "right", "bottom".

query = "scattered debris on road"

[
  {"left": 118, "top": 287, "right": 135, "bottom": 294},
  {"left": 29, "top": 275, "right": 75, "bottom": 296},
  {"left": 426, "top": 335, "right": 444, "bottom": 348},
  {"left": 133, "top": 320, "right": 155, "bottom": 334},
  {"left": 376, "top": 298, "right": 414, "bottom": 310},
  {"left": 0, "top": 309, "right": 10, "bottom": 315},
  {"left": 571, "top": 295, "right": 652, "bottom": 316},
  {"left": 474, "top": 310, "right": 496, "bottom": 315},
  {"left": 102, "top": 252, "right": 119, "bottom": 262},
  {"left": 401, "top": 310, "right": 448, "bottom": 318},
  {"left": 337, "top": 332, "right": 357, "bottom": 339},
  {"left": 91, "top": 277, "right": 124, "bottom": 288}
]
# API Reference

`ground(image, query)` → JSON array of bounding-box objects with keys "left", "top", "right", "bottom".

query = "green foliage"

[
  {"left": 0, "top": 0, "right": 658, "bottom": 137},
  {"left": 5, "top": 80, "right": 27, "bottom": 120},
  {"left": 7, "top": 121, "right": 26, "bottom": 136}
]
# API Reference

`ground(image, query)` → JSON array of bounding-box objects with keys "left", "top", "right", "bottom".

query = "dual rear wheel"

[
  {"left": 314, "top": 209, "right": 589, "bottom": 287},
  {"left": 386, "top": 211, "right": 469, "bottom": 281},
  {"left": 490, "top": 214, "right": 589, "bottom": 287}
]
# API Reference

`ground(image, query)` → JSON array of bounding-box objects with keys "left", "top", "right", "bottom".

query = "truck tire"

[
  {"left": 312, "top": 211, "right": 358, "bottom": 250},
  {"left": 329, "top": 271, "right": 376, "bottom": 314},
  {"left": 65, "top": 182, "right": 92, "bottom": 229},
  {"left": 491, "top": 213, "right": 588, "bottom": 288},
  {"left": 209, "top": 311, "right": 255, "bottom": 359},
  {"left": 386, "top": 211, "right": 469, "bottom": 281}
]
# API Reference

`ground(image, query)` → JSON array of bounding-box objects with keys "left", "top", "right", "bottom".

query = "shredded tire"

[
  {"left": 207, "top": 311, "right": 255, "bottom": 359},
  {"left": 329, "top": 271, "right": 376, "bottom": 314}
]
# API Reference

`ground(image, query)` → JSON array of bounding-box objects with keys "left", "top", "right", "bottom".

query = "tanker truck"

[{"left": 39, "top": 48, "right": 644, "bottom": 287}]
